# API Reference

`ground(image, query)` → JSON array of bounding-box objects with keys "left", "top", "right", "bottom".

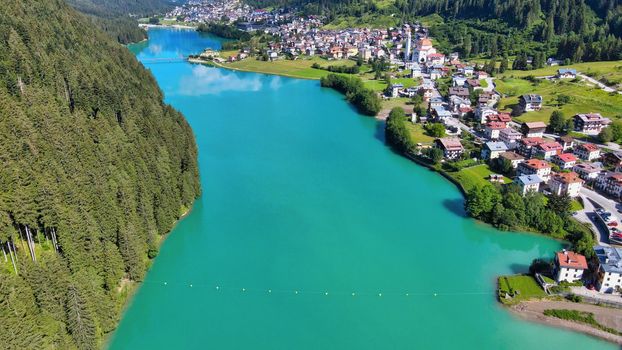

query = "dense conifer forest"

[
  {"left": 246, "top": 0, "right": 622, "bottom": 63},
  {"left": 67, "top": 0, "right": 175, "bottom": 44},
  {"left": 0, "top": 0, "right": 200, "bottom": 348}
]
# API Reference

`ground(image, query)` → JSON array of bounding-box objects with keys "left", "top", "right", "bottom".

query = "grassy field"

[
  {"left": 498, "top": 275, "right": 548, "bottom": 305},
  {"left": 323, "top": 14, "right": 399, "bottom": 29},
  {"left": 495, "top": 78, "right": 622, "bottom": 123},
  {"left": 405, "top": 123, "right": 435, "bottom": 144},
  {"left": 501, "top": 60, "right": 622, "bottom": 88},
  {"left": 223, "top": 57, "right": 349, "bottom": 80},
  {"left": 448, "top": 164, "right": 510, "bottom": 192}
]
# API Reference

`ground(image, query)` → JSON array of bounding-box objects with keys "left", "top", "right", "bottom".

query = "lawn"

[
  {"left": 498, "top": 275, "right": 548, "bottom": 305},
  {"left": 323, "top": 14, "right": 399, "bottom": 29},
  {"left": 224, "top": 57, "right": 347, "bottom": 80},
  {"left": 405, "top": 123, "right": 435, "bottom": 144},
  {"left": 363, "top": 79, "right": 388, "bottom": 92},
  {"left": 501, "top": 60, "right": 622, "bottom": 89},
  {"left": 448, "top": 164, "right": 510, "bottom": 192},
  {"left": 495, "top": 78, "right": 622, "bottom": 123},
  {"left": 570, "top": 199, "right": 584, "bottom": 212}
]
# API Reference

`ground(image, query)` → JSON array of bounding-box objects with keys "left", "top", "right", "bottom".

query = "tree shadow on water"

[
  {"left": 443, "top": 198, "right": 467, "bottom": 218},
  {"left": 374, "top": 120, "right": 385, "bottom": 143},
  {"left": 508, "top": 263, "right": 531, "bottom": 274}
]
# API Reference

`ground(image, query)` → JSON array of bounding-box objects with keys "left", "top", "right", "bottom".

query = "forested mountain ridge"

[
  {"left": 66, "top": 0, "right": 177, "bottom": 44},
  {"left": 0, "top": 0, "right": 200, "bottom": 348},
  {"left": 246, "top": 0, "right": 622, "bottom": 62}
]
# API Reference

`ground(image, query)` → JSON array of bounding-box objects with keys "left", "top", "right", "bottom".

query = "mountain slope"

[
  {"left": 0, "top": 0, "right": 200, "bottom": 348},
  {"left": 66, "top": 0, "right": 177, "bottom": 44}
]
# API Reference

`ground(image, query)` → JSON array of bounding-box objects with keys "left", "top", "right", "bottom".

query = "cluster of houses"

[
  {"left": 433, "top": 113, "right": 620, "bottom": 200},
  {"left": 549, "top": 247, "right": 621, "bottom": 294},
  {"left": 165, "top": 0, "right": 254, "bottom": 23}
]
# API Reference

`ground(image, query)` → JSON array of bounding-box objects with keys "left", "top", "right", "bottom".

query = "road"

[
  {"left": 575, "top": 187, "right": 622, "bottom": 245},
  {"left": 577, "top": 73, "right": 621, "bottom": 94}
]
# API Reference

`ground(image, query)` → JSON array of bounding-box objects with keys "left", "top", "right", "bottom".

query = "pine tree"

[{"left": 65, "top": 284, "right": 97, "bottom": 350}]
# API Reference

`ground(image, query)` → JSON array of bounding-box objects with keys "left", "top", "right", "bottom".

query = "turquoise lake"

[{"left": 110, "top": 28, "right": 613, "bottom": 349}]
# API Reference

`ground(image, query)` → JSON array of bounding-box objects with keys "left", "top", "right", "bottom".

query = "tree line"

[
  {"left": 0, "top": 0, "right": 201, "bottom": 348},
  {"left": 320, "top": 73, "right": 381, "bottom": 116}
]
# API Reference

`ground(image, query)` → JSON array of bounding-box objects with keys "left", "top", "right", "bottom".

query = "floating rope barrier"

[{"left": 137, "top": 279, "right": 512, "bottom": 298}]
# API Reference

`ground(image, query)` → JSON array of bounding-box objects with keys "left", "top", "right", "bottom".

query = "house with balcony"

[
  {"left": 434, "top": 137, "right": 464, "bottom": 160},
  {"left": 484, "top": 122, "right": 507, "bottom": 140},
  {"left": 499, "top": 128, "right": 522, "bottom": 146},
  {"left": 517, "top": 137, "right": 545, "bottom": 158},
  {"left": 518, "top": 94, "right": 543, "bottom": 113},
  {"left": 595, "top": 171, "right": 622, "bottom": 198},
  {"left": 554, "top": 250, "right": 587, "bottom": 283},
  {"left": 574, "top": 143, "right": 601, "bottom": 161},
  {"left": 534, "top": 141, "right": 563, "bottom": 160},
  {"left": 514, "top": 175, "right": 544, "bottom": 195},
  {"left": 521, "top": 122, "right": 547, "bottom": 138},
  {"left": 517, "top": 159, "right": 552, "bottom": 182},
  {"left": 551, "top": 153, "right": 577, "bottom": 169},
  {"left": 593, "top": 245, "right": 622, "bottom": 293},
  {"left": 573, "top": 113, "right": 611, "bottom": 135},
  {"left": 549, "top": 172, "right": 584, "bottom": 197},
  {"left": 573, "top": 163, "right": 602, "bottom": 181},
  {"left": 481, "top": 141, "right": 508, "bottom": 160}
]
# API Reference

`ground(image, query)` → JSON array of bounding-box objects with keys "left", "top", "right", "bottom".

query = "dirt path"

[{"left": 511, "top": 300, "right": 622, "bottom": 344}]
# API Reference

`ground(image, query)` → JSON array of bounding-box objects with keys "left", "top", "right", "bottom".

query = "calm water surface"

[{"left": 110, "top": 28, "right": 613, "bottom": 349}]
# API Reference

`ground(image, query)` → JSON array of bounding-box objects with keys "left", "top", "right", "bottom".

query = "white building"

[
  {"left": 593, "top": 245, "right": 622, "bottom": 293},
  {"left": 515, "top": 175, "right": 544, "bottom": 195},
  {"left": 517, "top": 159, "right": 552, "bottom": 182},
  {"left": 549, "top": 172, "right": 584, "bottom": 198},
  {"left": 555, "top": 250, "right": 587, "bottom": 283}
]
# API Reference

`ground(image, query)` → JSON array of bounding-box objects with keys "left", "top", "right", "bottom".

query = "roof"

[
  {"left": 436, "top": 137, "right": 463, "bottom": 151},
  {"left": 601, "top": 171, "right": 622, "bottom": 184},
  {"left": 500, "top": 151, "right": 524, "bottom": 161},
  {"left": 575, "top": 113, "right": 611, "bottom": 124},
  {"left": 551, "top": 171, "right": 583, "bottom": 184},
  {"left": 485, "top": 142, "right": 508, "bottom": 152},
  {"left": 486, "top": 122, "right": 506, "bottom": 130},
  {"left": 418, "top": 38, "right": 432, "bottom": 46},
  {"left": 523, "top": 121, "right": 547, "bottom": 130},
  {"left": 573, "top": 163, "right": 601, "bottom": 173},
  {"left": 558, "top": 135, "right": 574, "bottom": 144},
  {"left": 520, "top": 137, "right": 545, "bottom": 146},
  {"left": 498, "top": 113, "right": 512, "bottom": 122},
  {"left": 577, "top": 143, "right": 600, "bottom": 152},
  {"left": 521, "top": 94, "right": 543, "bottom": 103},
  {"left": 556, "top": 251, "right": 588, "bottom": 269},
  {"left": 555, "top": 153, "right": 577, "bottom": 163},
  {"left": 537, "top": 142, "right": 563, "bottom": 152},
  {"left": 558, "top": 68, "right": 577, "bottom": 74},
  {"left": 523, "top": 159, "right": 551, "bottom": 170},
  {"left": 500, "top": 128, "right": 522, "bottom": 136},
  {"left": 593, "top": 245, "right": 622, "bottom": 274},
  {"left": 516, "top": 174, "right": 544, "bottom": 185}
]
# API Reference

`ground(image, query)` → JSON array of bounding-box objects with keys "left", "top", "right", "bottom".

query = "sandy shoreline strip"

[{"left": 510, "top": 300, "right": 622, "bottom": 345}]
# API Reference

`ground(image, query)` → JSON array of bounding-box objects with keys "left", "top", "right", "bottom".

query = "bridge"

[{"left": 140, "top": 56, "right": 188, "bottom": 64}]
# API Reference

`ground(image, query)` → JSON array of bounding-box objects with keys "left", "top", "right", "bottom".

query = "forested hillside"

[
  {"left": 66, "top": 0, "right": 176, "bottom": 44},
  {"left": 0, "top": 0, "right": 200, "bottom": 348},
  {"left": 246, "top": 0, "right": 622, "bottom": 63}
]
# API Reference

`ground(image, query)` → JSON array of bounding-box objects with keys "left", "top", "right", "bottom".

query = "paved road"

[
  {"left": 575, "top": 187, "right": 622, "bottom": 245},
  {"left": 577, "top": 73, "right": 621, "bottom": 94}
]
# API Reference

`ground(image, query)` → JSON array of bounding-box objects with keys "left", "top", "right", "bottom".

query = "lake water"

[{"left": 110, "top": 28, "right": 613, "bottom": 349}]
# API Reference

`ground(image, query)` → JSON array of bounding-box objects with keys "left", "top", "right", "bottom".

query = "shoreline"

[
  {"left": 189, "top": 48, "right": 605, "bottom": 345},
  {"left": 509, "top": 301, "right": 622, "bottom": 345},
  {"left": 140, "top": 23, "right": 198, "bottom": 30},
  {"left": 188, "top": 57, "right": 323, "bottom": 80}
]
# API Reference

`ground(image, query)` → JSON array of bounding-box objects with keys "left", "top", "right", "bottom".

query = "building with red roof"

[
  {"left": 549, "top": 172, "right": 584, "bottom": 197},
  {"left": 555, "top": 250, "right": 588, "bottom": 283},
  {"left": 552, "top": 153, "right": 578, "bottom": 169},
  {"left": 517, "top": 159, "right": 552, "bottom": 182},
  {"left": 574, "top": 143, "right": 601, "bottom": 161}
]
